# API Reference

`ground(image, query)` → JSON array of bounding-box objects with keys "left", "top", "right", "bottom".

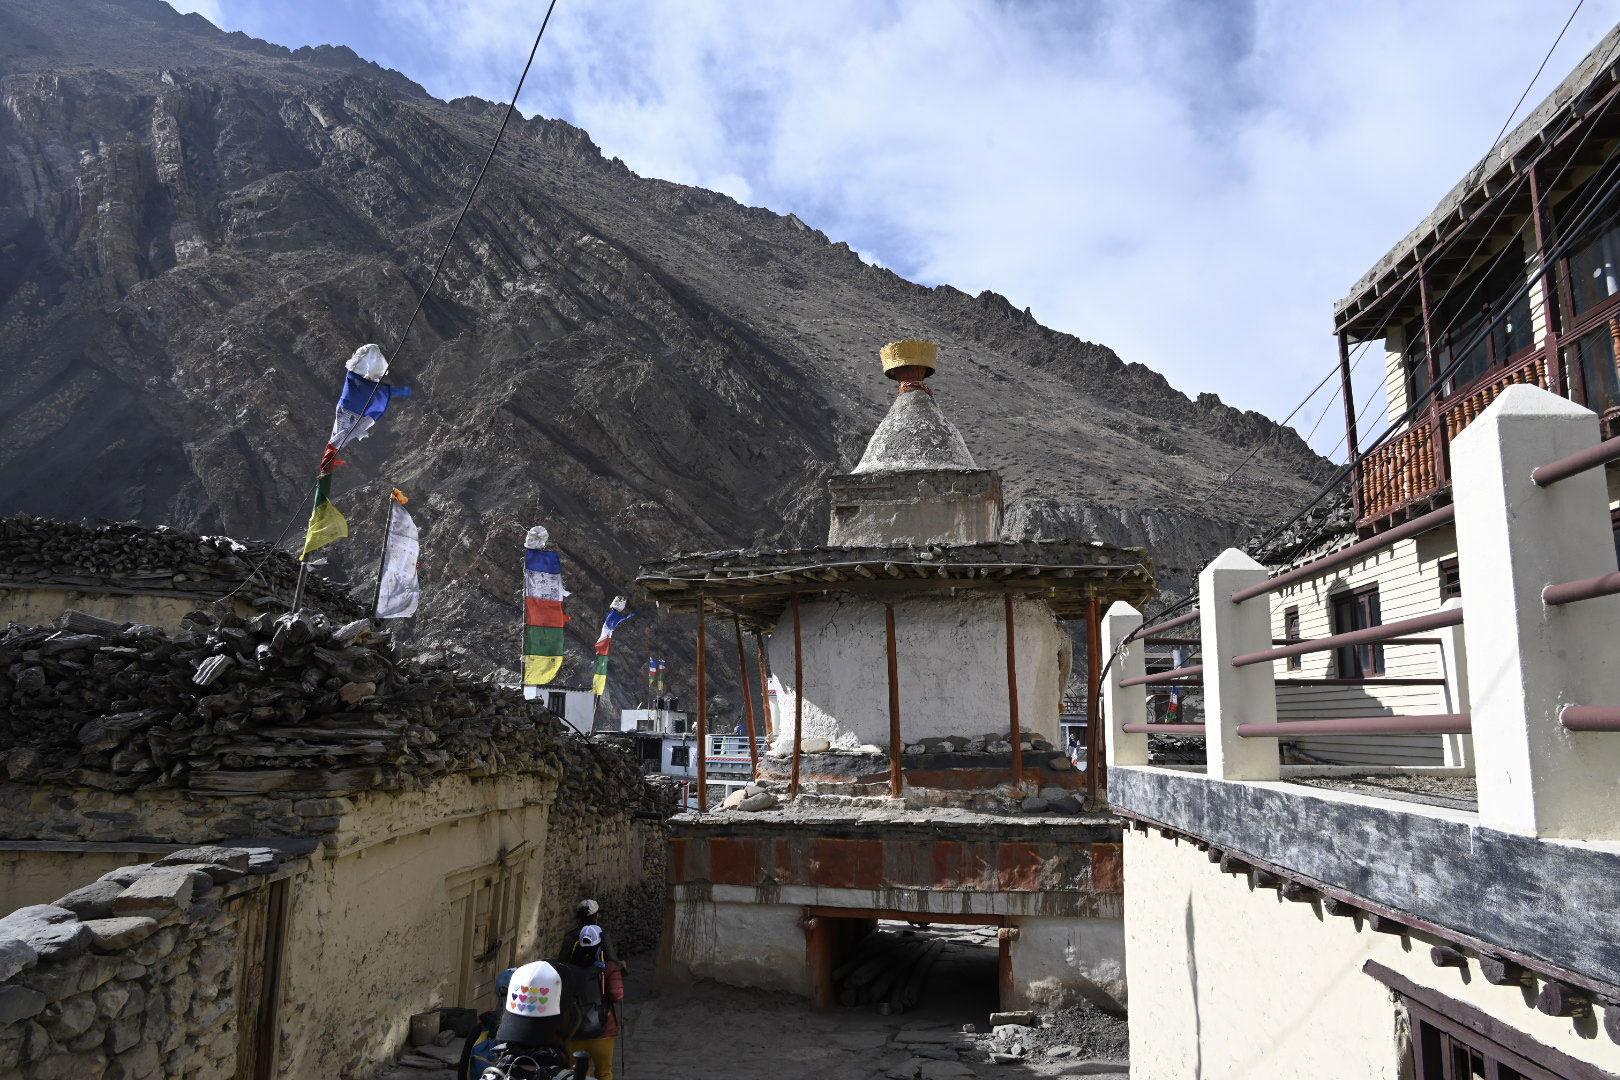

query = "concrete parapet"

[
  {"left": 1200, "top": 549, "right": 1279, "bottom": 781},
  {"left": 1452, "top": 384, "right": 1620, "bottom": 838},
  {"left": 1101, "top": 603, "right": 1147, "bottom": 768}
]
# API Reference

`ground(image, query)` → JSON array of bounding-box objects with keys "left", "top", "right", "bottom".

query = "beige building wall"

[
  {"left": 1269, "top": 529, "right": 1456, "bottom": 765},
  {"left": 0, "top": 844, "right": 178, "bottom": 909},
  {"left": 1123, "top": 829, "right": 1620, "bottom": 1079},
  {"left": 276, "top": 773, "right": 557, "bottom": 1080}
]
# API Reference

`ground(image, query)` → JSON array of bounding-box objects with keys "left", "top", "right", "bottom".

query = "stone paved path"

[{"left": 373, "top": 947, "right": 1127, "bottom": 1080}]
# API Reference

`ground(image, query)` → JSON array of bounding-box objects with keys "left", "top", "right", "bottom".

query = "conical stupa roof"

[{"left": 851, "top": 390, "right": 979, "bottom": 474}]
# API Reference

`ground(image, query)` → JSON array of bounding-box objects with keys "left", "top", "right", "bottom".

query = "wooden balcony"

[{"left": 1357, "top": 350, "right": 1551, "bottom": 529}]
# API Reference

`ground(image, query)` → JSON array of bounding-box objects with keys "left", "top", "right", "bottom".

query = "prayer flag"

[
  {"left": 522, "top": 537, "right": 568, "bottom": 689},
  {"left": 328, "top": 344, "right": 412, "bottom": 450},
  {"left": 592, "top": 597, "right": 633, "bottom": 696},
  {"left": 300, "top": 472, "right": 348, "bottom": 560},
  {"left": 375, "top": 491, "right": 420, "bottom": 619}
]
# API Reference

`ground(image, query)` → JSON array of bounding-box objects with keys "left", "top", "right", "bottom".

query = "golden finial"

[{"left": 879, "top": 339, "right": 938, "bottom": 379}]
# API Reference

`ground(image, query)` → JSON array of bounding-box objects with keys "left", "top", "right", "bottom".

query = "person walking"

[
  {"left": 563, "top": 925, "right": 625, "bottom": 1079},
  {"left": 560, "top": 899, "right": 625, "bottom": 971}
]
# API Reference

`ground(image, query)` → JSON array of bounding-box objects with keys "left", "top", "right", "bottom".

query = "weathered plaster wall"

[
  {"left": 277, "top": 775, "right": 556, "bottom": 1080},
  {"left": 663, "top": 893, "right": 809, "bottom": 996},
  {"left": 767, "top": 592, "right": 1069, "bottom": 750},
  {"left": 0, "top": 845, "right": 180, "bottom": 911},
  {"left": 1008, "top": 915, "right": 1126, "bottom": 1014},
  {"left": 0, "top": 586, "right": 259, "bottom": 635},
  {"left": 1123, "top": 828, "right": 1620, "bottom": 1079}
]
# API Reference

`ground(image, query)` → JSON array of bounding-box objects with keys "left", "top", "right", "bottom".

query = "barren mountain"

[{"left": 0, "top": 0, "right": 1332, "bottom": 705}]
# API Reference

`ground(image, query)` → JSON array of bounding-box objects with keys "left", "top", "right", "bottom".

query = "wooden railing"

[
  {"left": 1441, "top": 352, "right": 1549, "bottom": 440},
  {"left": 1358, "top": 350, "right": 1552, "bottom": 527},
  {"left": 1358, "top": 417, "right": 1438, "bottom": 521}
]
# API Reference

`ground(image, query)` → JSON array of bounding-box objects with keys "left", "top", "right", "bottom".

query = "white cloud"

[{"left": 259, "top": 0, "right": 1620, "bottom": 457}]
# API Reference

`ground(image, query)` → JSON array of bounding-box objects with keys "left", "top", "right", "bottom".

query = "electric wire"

[
  {"left": 214, "top": 2, "right": 561, "bottom": 610},
  {"left": 1103, "top": 3, "right": 1608, "bottom": 680}
]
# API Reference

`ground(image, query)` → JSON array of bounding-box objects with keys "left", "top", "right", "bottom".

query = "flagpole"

[
  {"left": 290, "top": 477, "right": 322, "bottom": 615},
  {"left": 370, "top": 488, "right": 394, "bottom": 621}
]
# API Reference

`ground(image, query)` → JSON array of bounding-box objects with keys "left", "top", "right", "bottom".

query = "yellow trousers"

[{"left": 566, "top": 1036, "right": 616, "bottom": 1080}]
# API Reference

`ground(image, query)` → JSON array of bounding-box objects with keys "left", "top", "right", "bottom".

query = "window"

[
  {"left": 668, "top": 746, "right": 690, "bottom": 768},
  {"left": 1562, "top": 194, "right": 1620, "bottom": 319},
  {"left": 1282, "top": 606, "right": 1302, "bottom": 671},
  {"left": 1563, "top": 323, "right": 1620, "bottom": 416},
  {"left": 547, "top": 691, "right": 568, "bottom": 717},
  {"left": 1330, "top": 584, "right": 1383, "bottom": 677},
  {"left": 1425, "top": 254, "right": 1536, "bottom": 399},
  {"left": 1438, "top": 557, "right": 1462, "bottom": 600}
]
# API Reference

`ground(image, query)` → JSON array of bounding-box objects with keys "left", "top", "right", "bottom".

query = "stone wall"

[
  {"left": 0, "top": 514, "right": 361, "bottom": 627},
  {"left": 0, "top": 844, "right": 301, "bottom": 1080}
]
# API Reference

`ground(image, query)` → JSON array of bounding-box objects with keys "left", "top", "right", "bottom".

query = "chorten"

[{"left": 637, "top": 340, "right": 1155, "bottom": 807}]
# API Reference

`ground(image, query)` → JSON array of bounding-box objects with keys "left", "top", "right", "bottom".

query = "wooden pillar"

[
  {"left": 755, "top": 631, "right": 773, "bottom": 746},
  {"left": 695, "top": 596, "right": 707, "bottom": 811},
  {"left": 1418, "top": 261, "right": 1451, "bottom": 496},
  {"left": 790, "top": 592, "right": 803, "bottom": 799},
  {"left": 733, "top": 616, "right": 759, "bottom": 776},
  {"left": 1003, "top": 593, "right": 1023, "bottom": 788},
  {"left": 1338, "top": 331, "right": 1363, "bottom": 519},
  {"left": 1085, "top": 597, "right": 1104, "bottom": 808},
  {"left": 885, "top": 603, "right": 903, "bottom": 798}
]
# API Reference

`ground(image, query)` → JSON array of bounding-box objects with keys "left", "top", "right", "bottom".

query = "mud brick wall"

[{"left": 0, "top": 845, "right": 295, "bottom": 1080}]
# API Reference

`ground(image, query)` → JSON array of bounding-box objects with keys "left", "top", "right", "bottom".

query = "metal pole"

[
  {"left": 885, "top": 603, "right": 903, "bottom": 798},
  {"left": 1003, "top": 593, "right": 1023, "bottom": 788},
  {"left": 790, "top": 592, "right": 803, "bottom": 800},
  {"left": 1086, "top": 597, "right": 1103, "bottom": 809},
  {"left": 734, "top": 616, "right": 760, "bottom": 777},
  {"left": 755, "top": 631, "right": 773, "bottom": 746},
  {"left": 290, "top": 562, "right": 310, "bottom": 615},
  {"left": 695, "top": 596, "right": 707, "bottom": 812}
]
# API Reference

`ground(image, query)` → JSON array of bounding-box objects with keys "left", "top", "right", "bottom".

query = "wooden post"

[
  {"left": 790, "top": 592, "right": 803, "bottom": 800},
  {"left": 885, "top": 603, "right": 903, "bottom": 798},
  {"left": 1086, "top": 597, "right": 1104, "bottom": 807},
  {"left": 733, "top": 616, "right": 759, "bottom": 776},
  {"left": 1003, "top": 593, "right": 1022, "bottom": 788},
  {"left": 695, "top": 596, "right": 707, "bottom": 812},
  {"left": 1338, "top": 332, "right": 1363, "bottom": 519},
  {"left": 755, "top": 631, "right": 773, "bottom": 744}
]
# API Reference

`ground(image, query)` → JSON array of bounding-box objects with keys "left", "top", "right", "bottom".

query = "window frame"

[
  {"left": 1282, "top": 606, "right": 1302, "bottom": 672},
  {"left": 1438, "top": 557, "right": 1462, "bottom": 601},
  {"left": 668, "top": 745, "right": 691, "bottom": 768},
  {"left": 1330, "top": 583, "right": 1384, "bottom": 678}
]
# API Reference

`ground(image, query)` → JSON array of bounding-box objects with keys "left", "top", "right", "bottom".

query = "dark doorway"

[{"left": 807, "top": 911, "right": 1003, "bottom": 1028}]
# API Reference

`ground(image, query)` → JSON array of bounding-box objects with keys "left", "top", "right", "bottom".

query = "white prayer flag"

[{"left": 376, "top": 499, "right": 420, "bottom": 619}]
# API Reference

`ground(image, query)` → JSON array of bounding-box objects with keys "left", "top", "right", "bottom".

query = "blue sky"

[{"left": 172, "top": 0, "right": 1620, "bottom": 460}]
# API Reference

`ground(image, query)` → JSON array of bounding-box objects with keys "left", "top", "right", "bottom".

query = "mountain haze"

[{"left": 0, "top": 0, "right": 1332, "bottom": 703}]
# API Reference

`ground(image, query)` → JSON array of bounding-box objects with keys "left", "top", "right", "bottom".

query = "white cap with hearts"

[{"left": 505, "top": 960, "right": 562, "bottom": 1018}]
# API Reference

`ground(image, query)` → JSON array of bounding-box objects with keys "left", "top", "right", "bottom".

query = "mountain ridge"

[{"left": 0, "top": 0, "right": 1332, "bottom": 704}]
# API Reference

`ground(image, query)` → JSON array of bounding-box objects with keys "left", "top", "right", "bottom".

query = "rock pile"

[
  {"left": 0, "top": 844, "right": 300, "bottom": 1079},
  {"left": 0, "top": 606, "right": 659, "bottom": 809},
  {"left": 0, "top": 514, "right": 360, "bottom": 620}
]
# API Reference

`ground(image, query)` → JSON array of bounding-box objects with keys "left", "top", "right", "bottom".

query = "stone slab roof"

[{"left": 637, "top": 538, "right": 1155, "bottom": 628}]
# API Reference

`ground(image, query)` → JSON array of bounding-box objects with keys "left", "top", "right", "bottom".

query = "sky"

[{"left": 169, "top": 0, "right": 1620, "bottom": 460}]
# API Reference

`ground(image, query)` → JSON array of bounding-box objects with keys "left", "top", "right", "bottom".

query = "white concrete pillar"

[
  {"left": 1434, "top": 597, "right": 1474, "bottom": 772},
  {"left": 1452, "top": 384, "right": 1620, "bottom": 839},
  {"left": 1102, "top": 602, "right": 1147, "bottom": 768},
  {"left": 1200, "top": 549, "right": 1280, "bottom": 780}
]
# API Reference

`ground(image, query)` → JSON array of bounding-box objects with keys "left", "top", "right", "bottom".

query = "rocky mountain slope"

[{"left": 0, "top": 0, "right": 1333, "bottom": 705}]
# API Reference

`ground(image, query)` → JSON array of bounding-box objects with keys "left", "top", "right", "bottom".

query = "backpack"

[{"left": 560, "top": 932, "right": 609, "bottom": 1038}]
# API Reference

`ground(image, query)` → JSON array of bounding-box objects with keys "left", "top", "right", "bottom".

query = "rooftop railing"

[{"left": 1104, "top": 383, "right": 1620, "bottom": 841}]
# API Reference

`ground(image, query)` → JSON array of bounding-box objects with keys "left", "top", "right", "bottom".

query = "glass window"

[
  {"left": 669, "top": 745, "right": 690, "bottom": 768},
  {"left": 1565, "top": 322, "right": 1620, "bottom": 414},
  {"left": 1565, "top": 202, "right": 1620, "bottom": 318},
  {"left": 1330, "top": 585, "right": 1383, "bottom": 678},
  {"left": 1429, "top": 253, "right": 1535, "bottom": 398},
  {"left": 1282, "top": 607, "right": 1302, "bottom": 672}
]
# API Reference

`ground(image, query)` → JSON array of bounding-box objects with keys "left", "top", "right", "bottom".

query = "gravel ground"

[{"left": 374, "top": 938, "right": 1128, "bottom": 1080}]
